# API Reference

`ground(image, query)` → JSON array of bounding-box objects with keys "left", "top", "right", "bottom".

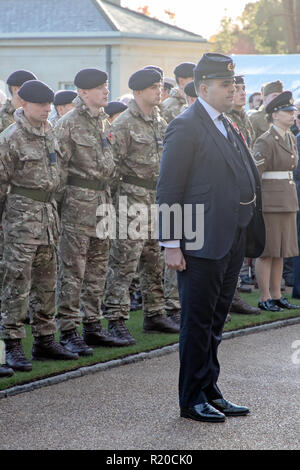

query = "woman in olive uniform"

[{"left": 253, "top": 91, "right": 300, "bottom": 311}]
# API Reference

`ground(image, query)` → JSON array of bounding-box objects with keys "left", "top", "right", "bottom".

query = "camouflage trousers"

[
  {"left": 163, "top": 264, "right": 181, "bottom": 311},
  {"left": 56, "top": 227, "right": 109, "bottom": 332},
  {"left": 0, "top": 229, "right": 4, "bottom": 313},
  {"left": 0, "top": 243, "right": 57, "bottom": 340},
  {"left": 104, "top": 237, "right": 165, "bottom": 321}
]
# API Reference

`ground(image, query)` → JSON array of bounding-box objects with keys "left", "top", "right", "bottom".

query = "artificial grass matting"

[{"left": 1, "top": 290, "right": 300, "bottom": 391}]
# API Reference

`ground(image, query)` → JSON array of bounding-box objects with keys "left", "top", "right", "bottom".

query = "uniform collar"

[
  {"left": 73, "top": 95, "right": 107, "bottom": 120},
  {"left": 128, "top": 98, "right": 159, "bottom": 122},
  {"left": 14, "top": 107, "right": 52, "bottom": 137}
]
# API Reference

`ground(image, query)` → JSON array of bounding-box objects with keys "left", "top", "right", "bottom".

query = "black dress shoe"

[
  {"left": 210, "top": 398, "right": 249, "bottom": 417},
  {"left": 273, "top": 297, "right": 300, "bottom": 310},
  {"left": 180, "top": 402, "right": 226, "bottom": 423},
  {"left": 258, "top": 299, "right": 284, "bottom": 312}
]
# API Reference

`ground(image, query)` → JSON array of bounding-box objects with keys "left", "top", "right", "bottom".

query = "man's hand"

[{"left": 165, "top": 247, "right": 186, "bottom": 272}]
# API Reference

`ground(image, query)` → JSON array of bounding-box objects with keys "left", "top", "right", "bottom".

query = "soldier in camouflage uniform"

[
  {"left": 0, "top": 80, "right": 78, "bottom": 372},
  {"left": 160, "top": 64, "right": 196, "bottom": 326},
  {"left": 0, "top": 70, "right": 38, "bottom": 321},
  {"left": 104, "top": 69, "right": 179, "bottom": 344},
  {"left": 55, "top": 68, "right": 127, "bottom": 356},
  {"left": 160, "top": 62, "right": 195, "bottom": 124},
  {"left": 180, "top": 81, "right": 198, "bottom": 113},
  {"left": 49, "top": 90, "right": 77, "bottom": 127},
  {"left": 249, "top": 80, "right": 283, "bottom": 144},
  {"left": 226, "top": 76, "right": 255, "bottom": 149}
]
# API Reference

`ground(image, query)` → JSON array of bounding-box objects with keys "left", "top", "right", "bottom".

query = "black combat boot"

[
  {"left": 108, "top": 319, "right": 136, "bottom": 345},
  {"left": 166, "top": 309, "right": 181, "bottom": 327},
  {"left": 0, "top": 364, "right": 14, "bottom": 377},
  {"left": 143, "top": 314, "right": 180, "bottom": 334},
  {"left": 83, "top": 322, "right": 129, "bottom": 347},
  {"left": 60, "top": 329, "right": 93, "bottom": 357},
  {"left": 32, "top": 334, "right": 79, "bottom": 360},
  {"left": 5, "top": 339, "right": 32, "bottom": 372}
]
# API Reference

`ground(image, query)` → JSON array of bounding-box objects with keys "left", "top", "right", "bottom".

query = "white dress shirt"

[{"left": 160, "top": 97, "right": 227, "bottom": 248}]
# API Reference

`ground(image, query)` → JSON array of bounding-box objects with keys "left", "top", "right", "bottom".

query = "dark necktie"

[{"left": 218, "top": 113, "right": 237, "bottom": 147}]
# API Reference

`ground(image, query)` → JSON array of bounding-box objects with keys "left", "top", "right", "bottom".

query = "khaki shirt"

[
  {"left": 253, "top": 125, "right": 299, "bottom": 213},
  {"left": 55, "top": 96, "right": 115, "bottom": 236},
  {"left": 0, "top": 108, "right": 61, "bottom": 245},
  {"left": 160, "top": 87, "right": 186, "bottom": 124},
  {"left": 249, "top": 105, "right": 269, "bottom": 143}
]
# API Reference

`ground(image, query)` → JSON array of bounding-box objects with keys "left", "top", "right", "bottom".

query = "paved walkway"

[{"left": 0, "top": 325, "right": 299, "bottom": 450}]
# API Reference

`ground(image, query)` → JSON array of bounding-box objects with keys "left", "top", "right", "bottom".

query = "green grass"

[{"left": 1, "top": 289, "right": 299, "bottom": 391}]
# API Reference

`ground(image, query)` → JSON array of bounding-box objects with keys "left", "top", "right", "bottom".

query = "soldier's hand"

[{"left": 165, "top": 248, "right": 186, "bottom": 272}]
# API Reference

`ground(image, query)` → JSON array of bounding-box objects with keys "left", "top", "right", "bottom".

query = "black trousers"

[{"left": 177, "top": 228, "right": 246, "bottom": 409}]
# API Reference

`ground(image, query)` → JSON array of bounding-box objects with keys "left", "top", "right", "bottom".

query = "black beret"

[
  {"left": 128, "top": 69, "right": 162, "bottom": 91},
  {"left": 54, "top": 90, "right": 77, "bottom": 106},
  {"left": 143, "top": 65, "right": 164, "bottom": 78},
  {"left": 184, "top": 81, "right": 197, "bottom": 98},
  {"left": 7, "top": 70, "right": 37, "bottom": 86},
  {"left": 173, "top": 62, "right": 195, "bottom": 79},
  {"left": 18, "top": 80, "right": 54, "bottom": 103},
  {"left": 74, "top": 68, "right": 108, "bottom": 89},
  {"left": 265, "top": 91, "right": 296, "bottom": 114},
  {"left": 194, "top": 53, "right": 236, "bottom": 80},
  {"left": 235, "top": 75, "right": 245, "bottom": 85},
  {"left": 104, "top": 101, "right": 128, "bottom": 117}
]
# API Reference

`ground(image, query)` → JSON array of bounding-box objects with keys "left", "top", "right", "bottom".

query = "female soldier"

[{"left": 254, "top": 91, "right": 300, "bottom": 311}]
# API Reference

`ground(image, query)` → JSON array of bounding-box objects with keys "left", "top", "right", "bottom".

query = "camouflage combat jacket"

[
  {"left": 0, "top": 108, "right": 61, "bottom": 245},
  {"left": 160, "top": 87, "right": 186, "bottom": 124},
  {"left": 55, "top": 96, "right": 115, "bottom": 236},
  {"left": 0, "top": 99, "right": 15, "bottom": 133},
  {"left": 111, "top": 99, "right": 167, "bottom": 208},
  {"left": 226, "top": 108, "right": 255, "bottom": 149}
]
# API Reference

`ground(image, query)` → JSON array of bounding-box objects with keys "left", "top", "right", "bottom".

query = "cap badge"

[{"left": 227, "top": 62, "right": 234, "bottom": 72}]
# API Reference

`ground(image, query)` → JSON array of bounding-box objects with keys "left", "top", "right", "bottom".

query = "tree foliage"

[{"left": 210, "top": 0, "right": 299, "bottom": 54}]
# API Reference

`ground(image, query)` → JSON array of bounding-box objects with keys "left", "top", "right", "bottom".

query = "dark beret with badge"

[
  {"left": 174, "top": 62, "right": 195, "bottom": 79},
  {"left": 104, "top": 101, "right": 128, "bottom": 117},
  {"left": 143, "top": 65, "right": 164, "bottom": 79},
  {"left": 194, "top": 53, "right": 236, "bottom": 80},
  {"left": 265, "top": 91, "right": 296, "bottom": 115},
  {"left": 54, "top": 90, "right": 77, "bottom": 106},
  {"left": 74, "top": 68, "right": 108, "bottom": 89},
  {"left": 7, "top": 69, "right": 37, "bottom": 86},
  {"left": 18, "top": 80, "right": 54, "bottom": 103},
  {"left": 128, "top": 69, "right": 162, "bottom": 91},
  {"left": 184, "top": 81, "right": 197, "bottom": 98}
]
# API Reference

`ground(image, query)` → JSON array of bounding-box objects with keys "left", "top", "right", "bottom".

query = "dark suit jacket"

[{"left": 156, "top": 99, "right": 265, "bottom": 260}]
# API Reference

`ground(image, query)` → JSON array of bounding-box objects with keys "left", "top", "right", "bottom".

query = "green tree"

[{"left": 210, "top": 0, "right": 299, "bottom": 54}]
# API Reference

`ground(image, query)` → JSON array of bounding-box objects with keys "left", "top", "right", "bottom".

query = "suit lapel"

[{"left": 193, "top": 100, "right": 239, "bottom": 177}]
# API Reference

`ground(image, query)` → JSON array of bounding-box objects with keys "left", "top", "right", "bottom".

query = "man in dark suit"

[{"left": 157, "top": 53, "right": 265, "bottom": 423}]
